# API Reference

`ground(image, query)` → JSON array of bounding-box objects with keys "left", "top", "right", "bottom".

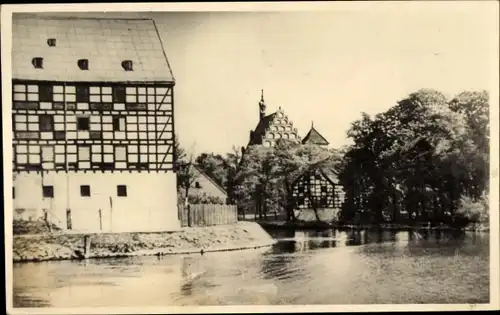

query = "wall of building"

[
  {"left": 13, "top": 171, "right": 180, "bottom": 233},
  {"left": 293, "top": 171, "right": 344, "bottom": 210}
]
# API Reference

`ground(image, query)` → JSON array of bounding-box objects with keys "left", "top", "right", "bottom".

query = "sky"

[{"left": 10, "top": 2, "right": 499, "bottom": 155}]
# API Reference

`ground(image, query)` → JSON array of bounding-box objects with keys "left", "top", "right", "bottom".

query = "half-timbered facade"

[
  {"left": 292, "top": 168, "right": 344, "bottom": 210},
  {"left": 12, "top": 16, "right": 180, "bottom": 232}
]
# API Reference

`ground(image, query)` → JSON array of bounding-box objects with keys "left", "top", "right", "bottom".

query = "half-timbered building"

[
  {"left": 12, "top": 16, "right": 179, "bottom": 232},
  {"left": 291, "top": 166, "right": 344, "bottom": 212},
  {"left": 244, "top": 91, "right": 345, "bottom": 218}
]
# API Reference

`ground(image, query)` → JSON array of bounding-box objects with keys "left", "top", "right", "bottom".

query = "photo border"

[{"left": 2, "top": 2, "right": 499, "bottom": 313}]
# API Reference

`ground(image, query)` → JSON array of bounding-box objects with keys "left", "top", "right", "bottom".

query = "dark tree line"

[{"left": 337, "top": 89, "right": 489, "bottom": 227}]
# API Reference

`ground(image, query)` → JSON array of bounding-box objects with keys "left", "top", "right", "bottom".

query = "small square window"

[
  {"left": 42, "top": 186, "right": 54, "bottom": 198},
  {"left": 76, "top": 86, "right": 90, "bottom": 102},
  {"left": 112, "top": 116, "right": 125, "bottom": 131},
  {"left": 77, "top": 117, "right": 90, "bottom": 131},
  {"left": 39, "top": 115, "right": 54, "bottom": 132},
  {"left": 195, "top": 182, "right": 202, "bottom": 189},
  {"left": 117, "top": 185, "right": 127, "bottom": 197},
  {"left": 113, "top": 86, "right": 126, "bottom": 103},
  {"left": 39, "top": 84, "right": 53, "bottom": 102},
  {"left": 47, "top": 38, "right": 56, "bottom": 47},
  {"left": 121, "top": 60, "right": 133, "bottom": 71},
  {"left": 80, "top": 185, "right": 91, "bottom": 197},
  {"left": 32, "top": 57, "right": 43, "bottom": 69},
  {"left": 77, "top": 59, "right": 89, "bottom": 70}
]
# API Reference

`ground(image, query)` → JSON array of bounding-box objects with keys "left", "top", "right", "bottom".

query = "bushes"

[
  {"left": 189, "top": 194, "right": 226, "bottom": 205},
  {"left": 13, "top": 219, "right": 62, "bottom": 235},
  {"left": 455, "top": 193, "right": 489, "bottom": 226},
  {"left": 177, "top": 191, "right": 226, "bottom": 205}
]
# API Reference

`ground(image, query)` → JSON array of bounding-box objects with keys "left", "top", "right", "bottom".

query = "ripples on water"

[{"left": 13, "top": 229, "right": 489, "bottom": 307}]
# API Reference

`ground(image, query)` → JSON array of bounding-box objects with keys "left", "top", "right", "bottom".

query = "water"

[{"left": 13, "top": 229, "right": 489, "bottom": 307}]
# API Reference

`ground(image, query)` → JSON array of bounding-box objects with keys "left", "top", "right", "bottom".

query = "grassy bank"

[{"left": 12, "top": 221, "right": 277, "bottom": 263}]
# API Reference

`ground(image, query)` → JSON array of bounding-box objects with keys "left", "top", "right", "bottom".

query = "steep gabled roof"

[
  {"left": 248, "top": 112, "right": 277, "bottom": 145},
  {"left": 291, "top": 155, "right": 340, "bottom": 185},
  {"left": 302, "top": 126, "right": 329, "bottom": 146},
  {"left": 320, "top": 167, "right": 340, "bottom": 185},
  {"left": 12, "top": 15, "right": 175, "bottom": 83},
  {"left": 192, "top": 165, "right": 228, "bottom": 196}
]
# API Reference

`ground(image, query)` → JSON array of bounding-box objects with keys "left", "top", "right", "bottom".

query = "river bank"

[
  {"left": 12, "top": 221, "right": 277, "bottom": 263},
  {"left": 255, "top": 220, "right": 490, "bottom": 232}
]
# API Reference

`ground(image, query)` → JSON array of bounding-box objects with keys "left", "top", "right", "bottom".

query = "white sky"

[
  {"left": 7, "top": 2, "right": 500, "bottom": 155},
  {"left": 159, "top": 6, "right": 498, "bottom": 154}
]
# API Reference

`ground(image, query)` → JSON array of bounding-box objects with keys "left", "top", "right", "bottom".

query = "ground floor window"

[{"left": 42, "top": 186, "right": 54, "bottom": 198}]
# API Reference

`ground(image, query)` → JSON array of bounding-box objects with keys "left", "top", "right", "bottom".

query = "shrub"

[{"left": 455, "top": 193, "right": 489, "bottom": 225}]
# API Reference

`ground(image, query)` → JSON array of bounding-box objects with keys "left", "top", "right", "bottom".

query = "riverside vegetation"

[{"left": 177, "top": 89, "right": 490, "bottom": 231}]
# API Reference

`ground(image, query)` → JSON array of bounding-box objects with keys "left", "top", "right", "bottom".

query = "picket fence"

[{"left": 178, "top": 204, "right": 238, "bottom": 227}]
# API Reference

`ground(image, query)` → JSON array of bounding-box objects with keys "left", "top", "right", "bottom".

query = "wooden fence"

[{"left": 178, "top": 204, "right": 238, "bottom": 227}]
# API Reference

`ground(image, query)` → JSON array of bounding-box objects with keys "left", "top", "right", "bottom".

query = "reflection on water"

[{"left": 13, "top": 229, "right": 489, "bottom": 307}]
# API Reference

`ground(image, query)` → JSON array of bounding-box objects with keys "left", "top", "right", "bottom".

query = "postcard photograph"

[{"left": 2, "top": 1, "right": 499, "bottom": 314}]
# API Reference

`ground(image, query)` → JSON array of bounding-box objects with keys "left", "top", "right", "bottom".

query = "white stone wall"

[{"left": 13, "top": 171, "right": 180, "bottom": 233}]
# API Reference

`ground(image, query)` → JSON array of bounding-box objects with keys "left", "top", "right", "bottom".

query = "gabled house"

[{"left": 188, "top": 165, "right": 229, "bottom": 204}]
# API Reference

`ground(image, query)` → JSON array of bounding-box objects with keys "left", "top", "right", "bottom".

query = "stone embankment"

[{"left": 13, "top": 221, "right": 277, "bottom": 263}]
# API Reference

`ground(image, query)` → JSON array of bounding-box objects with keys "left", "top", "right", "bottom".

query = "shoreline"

[
  {"left": 254, "top": 220, "right": 490, "bottom": 232},
  {"left": 12, "top": 221, "right": 278, "bottom": 264},
  {"left": 12, "top": 242, "right": 278, "bottom": 264}
]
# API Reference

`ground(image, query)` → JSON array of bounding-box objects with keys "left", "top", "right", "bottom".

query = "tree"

[
  {"left": 235, "top": 145, "right": 279, "bottom": 220},
  {"left": 272, "top": 140, "right": 336, "bottom": 222},
  {"left": 174, "top": 135, "right": 198, "bottom": 227},
  {"left": 235, "top": 139, "right": 341, "bottom": 222},
  {"left": 224, "top": 146, "right": 243, "bottom": 205},
  {"left": 194, "top": 146, "right": 242, "bottom": 205},
  {"left": 195, "top": 153, "right": 228, "bottom": 188},
  {"left": 338, "top": 88, "right": 490, "bottom": 227}
]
